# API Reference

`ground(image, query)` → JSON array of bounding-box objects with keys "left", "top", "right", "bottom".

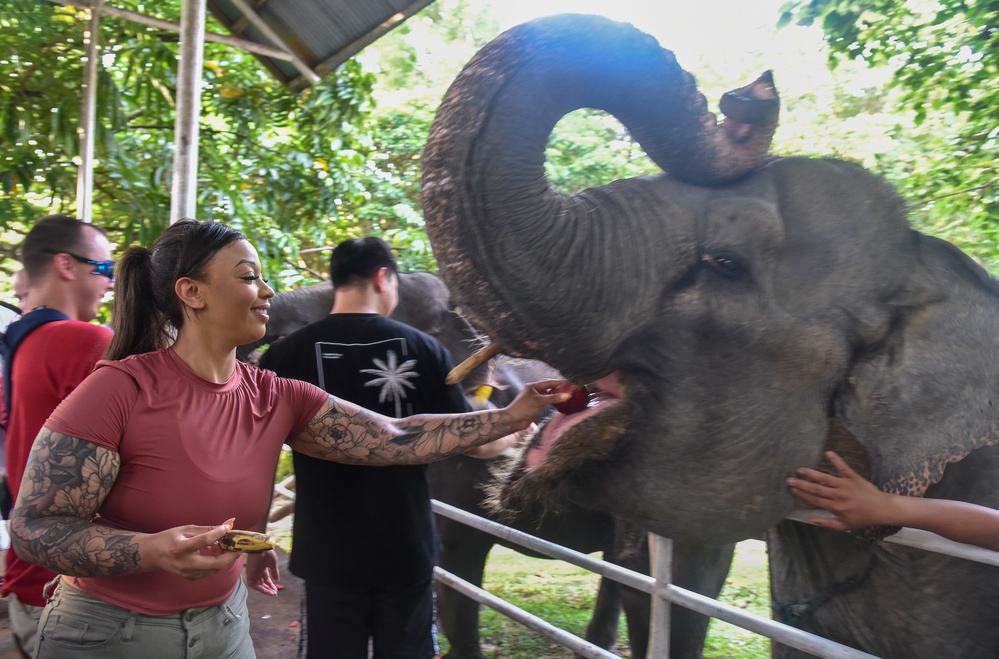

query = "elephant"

[
  {"left": 420, "top": 13, "right": 999, "bottom": 658},
  {"left": 246, "top": 272, "right": 730, "bottom": 657}
]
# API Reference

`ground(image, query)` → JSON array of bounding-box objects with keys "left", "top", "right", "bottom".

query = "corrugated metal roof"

[{"left": 207, "top": 0, "right": 435, "bottom": 92}]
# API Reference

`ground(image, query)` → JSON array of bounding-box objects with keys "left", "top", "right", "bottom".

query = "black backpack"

[
  {"left": 1, "top": 308, "right": 70, "bottom": 417},
  {"left": 0, "top": 308, "right": 69, "bottom": 519}
]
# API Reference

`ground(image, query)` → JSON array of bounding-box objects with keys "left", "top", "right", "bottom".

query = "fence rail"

[
  {"left": 430, "top": 501, "right": 999, "bottom": 658},
  {"left": 433, "top": 566, "right": 619, "bottom": 659},
  {"left": 271, "top": 478, "right": 999, "bottom": 657},
  {"left": 785, "top": 509, "right": 999, "bottom": 567}
]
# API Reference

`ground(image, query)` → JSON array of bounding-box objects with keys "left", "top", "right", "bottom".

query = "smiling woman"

[{"left": 7, "top": 219, "right": 571, "bottom": 658}]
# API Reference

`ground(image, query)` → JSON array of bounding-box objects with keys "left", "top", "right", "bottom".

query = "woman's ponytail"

[{"left": 105, "top": 246, "right": 163, "bottom": 360}]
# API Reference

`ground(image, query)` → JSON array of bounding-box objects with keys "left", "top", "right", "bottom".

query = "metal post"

[
  {"left": 648, "top": 533, "right": 672, "bottom": 658},
  {"left": 76, "top": 0, "right": 102, "bottom": 223},
  {"left": 170, "top": 0, "right": 207, "bottom": 223}
]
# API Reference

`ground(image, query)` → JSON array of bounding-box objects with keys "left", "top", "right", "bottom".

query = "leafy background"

[
  {"left": 2, "top": 0, "right": 997, "bottom": 307},
  {"left": 2, "top": 1, "right": 995, "bottom": 655}
]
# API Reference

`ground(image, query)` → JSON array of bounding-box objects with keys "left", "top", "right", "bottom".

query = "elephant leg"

[
  {"left": 668, "top": 539, "right": 736, "bottom": 659},
  {"left": 577, "top": 576, "right": 622, "bottom": 656},
  {"left": 620, "top": 584, "right": 651, "bottom": 659},
  {"left": 612, "top": 521, "right": 736, "bottom": 659},
  {"left": 435, "top": 519, "right": 494, "bottom": 659},
  {"left": 609, "top": 521, "right": 651, "bottom": 657}
]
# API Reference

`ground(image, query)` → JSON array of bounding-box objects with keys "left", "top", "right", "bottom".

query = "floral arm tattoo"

[
  {"left": 291, "top": 396, "right": 523, "bottom": 465},
  {"left": 8, "top": 429, "right": 140, "bottom": 577}
]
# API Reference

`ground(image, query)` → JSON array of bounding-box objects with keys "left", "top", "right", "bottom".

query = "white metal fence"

[
  {"left": 268, "top": 477, "right": 996, "bottom": 657},
  {"left": 431, "top": 500, "right": 999, "bottom": 659}
]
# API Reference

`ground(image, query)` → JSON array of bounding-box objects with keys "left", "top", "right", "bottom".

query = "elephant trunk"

[{"left": 422, "top": 14, "right": 778, "bottom": 379}]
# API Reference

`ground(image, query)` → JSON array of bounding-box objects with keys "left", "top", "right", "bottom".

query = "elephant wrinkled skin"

[
  {"left": 241, "top": 271, "right": 728, "bottom": 656},
  {"left": 421, "top": 13, "right": 999, "bottom": 658}
]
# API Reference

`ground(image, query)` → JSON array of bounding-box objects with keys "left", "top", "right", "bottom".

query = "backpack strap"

[{"left": 1, "top": 308, "right": 71, "bottom": 416}]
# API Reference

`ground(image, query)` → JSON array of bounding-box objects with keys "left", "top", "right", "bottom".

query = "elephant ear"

[{"left": 834, "top": 234, "right": 999, "bottom": 499}]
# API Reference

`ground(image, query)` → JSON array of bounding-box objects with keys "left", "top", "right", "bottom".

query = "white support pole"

[
  {"left": 647, "top": 533, "right": 672, "bottom": 658},
  {"left": 169, "top": 0, "right": 207, "bottom": 223},
  {"left": 76, "top": 0, "right": 102, "bottom": 223}
]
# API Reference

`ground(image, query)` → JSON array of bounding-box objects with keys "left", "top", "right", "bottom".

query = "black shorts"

[{"left": 298, "top": 579, "right": 438, "bottom": 659}]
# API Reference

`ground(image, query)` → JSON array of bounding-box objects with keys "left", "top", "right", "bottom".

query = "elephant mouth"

[
  {"left": 489, "top": 371, "right": 630, "bottom": 520},
  {"left": 522, "top": 372, "right": 625, "bottom": 470}
]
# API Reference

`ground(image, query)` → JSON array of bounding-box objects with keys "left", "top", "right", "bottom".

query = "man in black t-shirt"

[{"left": 261, "top": 237, "right": 471, "bottom": 659}]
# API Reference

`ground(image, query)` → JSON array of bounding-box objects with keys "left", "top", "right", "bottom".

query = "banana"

[
  {"left": 218, "top": 517, "right": 275, "bottom": 553},
  {"left": 220, "top": 530, "right": 275, "bottom": 553}
]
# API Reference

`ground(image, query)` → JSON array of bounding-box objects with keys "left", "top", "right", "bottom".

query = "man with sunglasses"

[{"left": 0, "top": 215, "right": 114, "bottom": 657}]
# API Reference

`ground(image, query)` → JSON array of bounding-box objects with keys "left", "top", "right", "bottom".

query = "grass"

[
  {"left": 437, "top": 540, "right": 771, "bottom": 659},
  {"left": 703, "top": 541, "right": 771, "bottom": 659}
]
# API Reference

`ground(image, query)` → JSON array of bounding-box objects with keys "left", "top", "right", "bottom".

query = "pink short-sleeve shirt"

[{"left": 44, "top": 348, "right": 327, "bottom": 615}]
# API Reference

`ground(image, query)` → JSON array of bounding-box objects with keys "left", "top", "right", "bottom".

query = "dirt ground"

[
  {"left": 245, "top": 546, "right": 304, "bottom": 658},
  {"left": 0, "top": 545, "right": 304, "bottom": 659}
]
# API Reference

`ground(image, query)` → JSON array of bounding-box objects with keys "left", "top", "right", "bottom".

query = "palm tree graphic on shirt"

[{"left": 361, "top": 349, "right": 419, "bottom": 417}]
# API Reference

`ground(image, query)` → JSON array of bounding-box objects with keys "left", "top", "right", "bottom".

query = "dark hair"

[
  {"left": 105, "top": 220, "right": 245, "bottom": 360},
  {"left": 21, "top": 215, "right": 107, "bottom": 279},
  {"left": 329, "top": 237, "right": 398, "bottom": 288}
]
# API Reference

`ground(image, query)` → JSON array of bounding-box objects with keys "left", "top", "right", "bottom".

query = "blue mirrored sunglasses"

[{"left": 43, "top": 249, "right": 115, "bottom": 281}]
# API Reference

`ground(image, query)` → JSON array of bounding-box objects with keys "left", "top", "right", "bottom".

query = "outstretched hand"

[
  {"left": 505, "top": 380, "right": 572, "bottom": 428},
  {"left": 147, "top": 523, "right": 244, "bottom": 580},
  {"left": 787, "top": 451, "right": 896, "bottom": 531}
]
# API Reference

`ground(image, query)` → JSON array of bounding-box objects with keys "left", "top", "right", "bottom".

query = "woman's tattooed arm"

[
  {"left": 8, "top": 429, "right": 140, "bottom": 577},
  {"left": 289, "top": 396, "right": 524, "bottom": 465}
]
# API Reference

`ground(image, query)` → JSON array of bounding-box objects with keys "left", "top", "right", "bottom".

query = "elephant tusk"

[{"left": 446, "top": 342, "right": 502, "bottom": 385}]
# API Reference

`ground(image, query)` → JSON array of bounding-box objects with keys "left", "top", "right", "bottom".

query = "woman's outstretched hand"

[{"left": 505, "top": 380, "right": 573, "bottom": 429}]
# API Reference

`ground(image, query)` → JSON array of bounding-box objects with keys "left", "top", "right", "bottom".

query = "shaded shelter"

[{"left": 49, "top": 0, "right": 436, "bottom": 220}]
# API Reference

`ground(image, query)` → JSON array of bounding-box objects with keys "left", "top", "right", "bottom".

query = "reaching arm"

[
  {"left": 463, "top": 424, "right": 536, "bottom": 459},
  {"left": 9, "top": 429, "right": 238, "bottom": 579},
  {"left": 788, "top": 451, "right": 999, "bottom": 551},
  {"left": 289, "top": 380, "right": 568, "bottom": 465}
]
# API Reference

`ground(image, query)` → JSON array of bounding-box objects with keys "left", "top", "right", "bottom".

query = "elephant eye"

[{"left": 702, "top": 251, "right": 747, "bottom": 278}]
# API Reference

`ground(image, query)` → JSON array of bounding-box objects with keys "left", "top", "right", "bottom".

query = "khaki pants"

[
  {"left": 35, "top": 578, "right": 254, "bottom": 659},
  {"left": 8, "top": 593, "right": 44, "bottom": 658}
]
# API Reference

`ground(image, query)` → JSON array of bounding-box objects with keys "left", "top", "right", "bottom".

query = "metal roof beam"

[
  {"left": 48, "top": 0, "right": 297, "bottom": 62},
  {"left": 227, "top": 0, "right": 320, "bottom": 85},
  {"left": 312, "top": 0, "right": 434, "bottom": 78}
]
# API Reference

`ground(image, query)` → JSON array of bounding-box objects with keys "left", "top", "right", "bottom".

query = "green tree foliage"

[
  {"left": 780, "top": 0, "right": 999, "bottom": 269},
  {"left": 10, "top": 0, "right": 991, "bottom": 306},
  {"left": 0, "top": 0, "right": 391, "bottom": 288},
  {"left": 1, "top": 0, "right": 588, "bottom": 289}
]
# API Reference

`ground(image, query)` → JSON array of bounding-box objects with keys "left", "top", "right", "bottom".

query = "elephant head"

[{"left": 421, "top": 14, "right": 999, "bottom": 544}]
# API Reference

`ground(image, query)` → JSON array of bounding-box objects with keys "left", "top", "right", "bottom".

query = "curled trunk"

[{"left": 422, "top": 13, "right": 777, "bottom": 379}]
